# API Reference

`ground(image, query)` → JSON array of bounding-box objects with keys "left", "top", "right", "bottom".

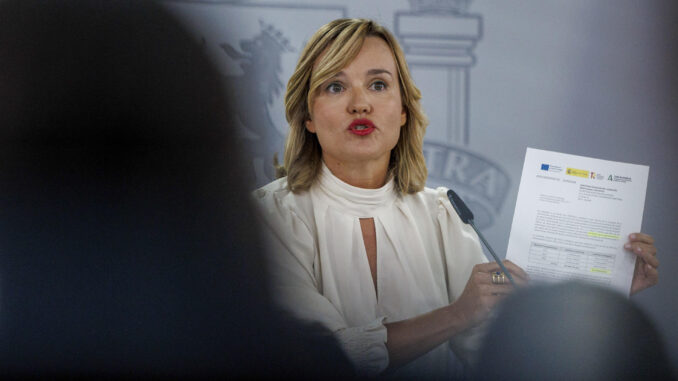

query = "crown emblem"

[
  {"left": 409, "top": 0, "right": 471, "bottom": 14},
  {"left": 259, "top": 20, "right": 295, "bottom": 52}
]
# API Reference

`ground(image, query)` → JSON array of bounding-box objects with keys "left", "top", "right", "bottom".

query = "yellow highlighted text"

[{"left": 587, "top": 232, "right": 619, "bottom": 239}]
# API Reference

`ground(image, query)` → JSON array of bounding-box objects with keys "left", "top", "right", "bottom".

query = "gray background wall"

[{"left": 163, "top": 0, "right": 678, "bottom": 366}]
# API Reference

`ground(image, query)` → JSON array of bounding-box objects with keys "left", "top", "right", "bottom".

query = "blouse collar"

[{"left": 315, "top": 162, "right": 398, "bottom": 216}]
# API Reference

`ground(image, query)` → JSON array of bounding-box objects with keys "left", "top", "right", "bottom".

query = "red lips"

[{"left": 348, "top": 118, "right": 376, "bottom": 136}]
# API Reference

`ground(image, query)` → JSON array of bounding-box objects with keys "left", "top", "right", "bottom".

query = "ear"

[
  {"left": 400, "top": 109, "right": 407, "bottom": 127},
  {"left": 305, "top": 119, "right": 316, "bottom": 133}
]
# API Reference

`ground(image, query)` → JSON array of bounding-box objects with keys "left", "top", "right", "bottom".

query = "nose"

[{"left": 347, "top": 87, "right": 371, "bottom": 115}]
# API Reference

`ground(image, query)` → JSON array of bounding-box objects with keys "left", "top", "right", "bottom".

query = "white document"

[{"left": 506, "top": 148, "right": 649, "bottom": 294}]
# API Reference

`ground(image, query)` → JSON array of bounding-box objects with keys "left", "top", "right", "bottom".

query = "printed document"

[{"left": 506, "top": 148, "right": 649, "bottom": 294}]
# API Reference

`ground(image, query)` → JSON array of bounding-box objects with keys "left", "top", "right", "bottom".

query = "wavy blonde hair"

[{"left": 278, "top": 18, "right": 428, "bottom": 194}]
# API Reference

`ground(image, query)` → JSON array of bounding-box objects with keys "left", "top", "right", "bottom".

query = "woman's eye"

[
  {"left": 326, "top": 82, "right": 344, "bottom": 93},
  {"left": 370, "top": 81, "right": 387, "bottom": 91}
]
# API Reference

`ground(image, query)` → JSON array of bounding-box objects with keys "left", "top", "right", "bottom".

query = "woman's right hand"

[
  {"left": 384, "top": 260, "right": 529, "bottom": 370},
  {"left": 451, "top": 260, "right": 529, "bottom": 329}
]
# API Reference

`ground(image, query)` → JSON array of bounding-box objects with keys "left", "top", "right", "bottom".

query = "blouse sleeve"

[
  {"left": 253, "top": 185, "right": 389, "bottom": 376},
  {"left": 434, "top": 187, "right": 489, "bottom": 366}
]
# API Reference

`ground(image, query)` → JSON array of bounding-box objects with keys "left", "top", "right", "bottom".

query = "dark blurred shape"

[
  {"left": 476, "top": 282, "right": 675, "bottom": 381},
  {"left": 0, "top": 0, "right": 351, "bottom": 377}
]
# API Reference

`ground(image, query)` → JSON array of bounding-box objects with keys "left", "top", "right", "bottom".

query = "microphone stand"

[{"left": 447, "top": 189, "right": 516, "bottom": 287}]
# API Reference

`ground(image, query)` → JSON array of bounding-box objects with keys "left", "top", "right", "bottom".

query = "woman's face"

[{"left": 306, "top": 36, "right": 406, "bottom": 170}]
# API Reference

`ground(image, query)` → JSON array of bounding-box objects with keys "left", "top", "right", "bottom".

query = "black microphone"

[{"left": 447, "top": 189, "right": 516, "bottom": 286}]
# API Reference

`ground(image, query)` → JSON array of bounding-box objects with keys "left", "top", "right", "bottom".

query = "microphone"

[{"left": 447, "top": 189, "right": 516, "bottom": 287}]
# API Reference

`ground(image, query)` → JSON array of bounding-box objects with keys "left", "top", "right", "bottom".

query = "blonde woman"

[{"left": 254, "top": 18, "right": 658, "bottom": 377}]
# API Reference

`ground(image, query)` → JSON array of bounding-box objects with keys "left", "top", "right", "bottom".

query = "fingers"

[
  {"left": 634, "top": 259, "right": 660, "bottom": 293},
  {"left": 488, "top": 284, "right": 515, "bottom": 296},
  {"left": 628, "top": 232, "right": 654, "bottom": 245},
  {"left": 501, "top": 260, "right": 530, "bottom": 283},
  {"left": 470, "top": 270, "right": 510, "bottom": 287},
  {"left": 473, "top": 260, "right": 530, "bottom": 285},
  {"left": 625, "top": 241, "right": 659, "bottom": 269},
  {"left": 460, "top": 264, "right": 526, "bottom": 327},
  {"left": 644, "top": 265, "right": 659, "bottom": 286},
  {"left": 626, "top": 232, "right": 657, "bottom": 264},
  {"left": 473, "top": 285, "right": 513, "bottom": 311}
]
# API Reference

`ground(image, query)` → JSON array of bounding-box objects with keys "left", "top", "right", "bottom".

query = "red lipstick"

[{"left": 348, "top": 118, "right": 376, "bottom": 136}]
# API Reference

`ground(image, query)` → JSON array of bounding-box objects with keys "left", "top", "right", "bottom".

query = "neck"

[{"left": 323, "top": 155, "right": 390, "bottom": 189}]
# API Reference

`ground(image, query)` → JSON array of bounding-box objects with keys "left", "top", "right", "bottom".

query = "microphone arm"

[{"left": 446, "top": 189, "right": 516, "bottom": 287}]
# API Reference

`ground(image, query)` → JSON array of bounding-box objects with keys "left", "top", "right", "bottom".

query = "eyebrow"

[
  {"left": 330, "top": 68, "right": 394, "bottom": 79},
  {"left": 367, "top": 69, "right": 393, "bottom": 77}
]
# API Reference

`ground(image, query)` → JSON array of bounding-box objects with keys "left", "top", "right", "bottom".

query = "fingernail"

[
  {"left": 624, "top": 243, "right": 631, "bottom": 249},
  {"left": 630, "top": 234, "right": 637, "bottom": 240},
  {"left": 636, "top": 247, "right": 643, "bottom": 253}
]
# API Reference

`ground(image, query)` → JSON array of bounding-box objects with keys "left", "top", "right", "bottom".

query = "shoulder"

[
  {"left": 251, "top": 177, "right": 315, "bottom": 233},
  {"left": 401, "top": 186, "right": 456, "bottom": 218},
  {"left": 252, "top": 177, "right": 290, "bottom": 205},
  {"left": 400, "top": 186, "right": 476, "bottom": 244}
]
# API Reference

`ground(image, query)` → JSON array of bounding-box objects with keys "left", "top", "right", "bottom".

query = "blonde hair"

[{"left": 279, "top": 18, "right": 428, "bottom": 194}]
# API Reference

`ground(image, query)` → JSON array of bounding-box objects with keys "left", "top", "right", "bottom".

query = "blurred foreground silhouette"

[
  {"left": 0, "top": 0, "right": 351, "bottom": 377},
  {"left": 476, "top": 282, "right": 675, "bottom": 380}
]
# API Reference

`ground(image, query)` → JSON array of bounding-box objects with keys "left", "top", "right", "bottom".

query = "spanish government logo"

[{"left": 566, "top": 168, "right": 589, "bottom": 178}]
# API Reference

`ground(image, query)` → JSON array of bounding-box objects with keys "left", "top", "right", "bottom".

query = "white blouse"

[{"left": 253, "top": 164, "right": 487, "bottom": 378}]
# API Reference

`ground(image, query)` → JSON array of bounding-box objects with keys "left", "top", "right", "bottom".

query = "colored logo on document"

[
  {"left": 566, "top": 168, "right": 589, "bottom": 178},
  {"left": 540, "top": 163, "right": 562, "bottom": 173},
  {"left": 590, "top": 171, "right": 604, "bottom": 180},
  {"left": 608, "top": 174, "right": 632, "bottom": 183}
]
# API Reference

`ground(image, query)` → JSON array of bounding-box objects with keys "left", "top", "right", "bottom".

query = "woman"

[{"left": 254, "top": 18, "right": 659, "bottom": 377}]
